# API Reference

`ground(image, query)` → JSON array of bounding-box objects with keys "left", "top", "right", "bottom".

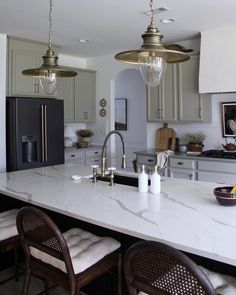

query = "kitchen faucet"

[{"left": 91, "top": 130, "right": 126, "bottom": 185}]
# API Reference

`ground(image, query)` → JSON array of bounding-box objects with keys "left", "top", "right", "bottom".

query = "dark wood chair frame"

[
  {"left": 0, "top": 228, "right": 21, "bottom": 285},
  {"left": 17, "top": 206, "right": 122, "bottom": 295},
  {"left": 124, "top": 240, "right": 217, "bottom": 295}
]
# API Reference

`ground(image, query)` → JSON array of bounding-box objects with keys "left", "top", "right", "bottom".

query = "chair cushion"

[
  {"left": 0, "top": 209, "right": 19, "bottom": 241},
  {"left": 30, "top": 228, "right": 121, "bottom": 274}
]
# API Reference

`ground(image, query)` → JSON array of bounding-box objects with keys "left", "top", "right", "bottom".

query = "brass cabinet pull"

[
  {"left": 44, "top": 105, "right": 48, "bottom": 162},
  {"left": 41, "top": 105, "right": 45, "bottom": 162}
]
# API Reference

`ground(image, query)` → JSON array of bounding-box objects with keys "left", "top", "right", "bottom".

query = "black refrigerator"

[{"left": 6, "top": 97, "right": 64, "bottom": 172}]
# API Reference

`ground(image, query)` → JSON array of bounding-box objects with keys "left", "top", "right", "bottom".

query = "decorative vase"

[
  {"left": 80, "top": 137, "right": 91, "bottom": 144},
  {"left": 187, "top": 143, "right": 204, "bottom": 152}
]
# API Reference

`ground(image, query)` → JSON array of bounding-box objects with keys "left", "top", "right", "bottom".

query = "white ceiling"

[{"left": 1, "top": 0, "right": 236, "bottom": 58}]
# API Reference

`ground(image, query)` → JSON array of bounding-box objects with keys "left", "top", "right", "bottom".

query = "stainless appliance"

[{"left": 6, "top": 97, "right": 64, "bottom": 172}]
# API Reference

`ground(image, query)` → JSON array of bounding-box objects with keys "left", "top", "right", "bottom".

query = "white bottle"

[
  {"left": 138, "top": 165, "right": 148, "bottom": 193},
  {"left": 150, "top": 165, "right": 161, "bottom": 194}
]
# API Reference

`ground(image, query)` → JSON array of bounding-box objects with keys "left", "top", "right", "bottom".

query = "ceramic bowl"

[{"left": 214, "top": 186, "right": 236, "bottom": 206}]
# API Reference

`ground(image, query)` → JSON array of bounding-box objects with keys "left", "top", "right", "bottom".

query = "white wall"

[
  {"left": 147, "top": 93, "right": 236, "bottom": 150},
  {"left": 0, "top": 34, "right": 7, "bottom": 172},
  {"left": 86, "top": 55, "right": 137, "bottom": 147}
]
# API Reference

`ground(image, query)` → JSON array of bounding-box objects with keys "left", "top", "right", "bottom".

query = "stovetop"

[{"left": 200, "top": 150, "right": 236, "bottom": 159}]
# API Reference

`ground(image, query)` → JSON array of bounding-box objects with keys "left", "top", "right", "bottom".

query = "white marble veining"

[{"left": 0, "top": 163, "right": 236, "bottom": 266}]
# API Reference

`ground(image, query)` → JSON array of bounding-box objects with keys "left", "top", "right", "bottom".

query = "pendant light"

[
  {"left": 22, "top": 0, "right": 77, "bottom": 95},
  {"left": 115, "top": 0, "right": 190, "bottom": 87}
]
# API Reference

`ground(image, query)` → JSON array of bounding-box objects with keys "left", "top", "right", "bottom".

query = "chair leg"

[
  {"left": 14, "top": 247, "right": 19, "bottom": 281},
  {"left": 117, "top": 253, "right": 122, "bottom": 295},
  {"left": 44, "top": 279, "right": 49, "bottom": 295},
  {"left": 21, "top": 269, "right": 31, "bottom": 295}
]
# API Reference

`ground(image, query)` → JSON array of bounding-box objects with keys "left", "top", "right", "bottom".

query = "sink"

[{"left": 96, "top": 174, "right": 150, "bottom": 187}]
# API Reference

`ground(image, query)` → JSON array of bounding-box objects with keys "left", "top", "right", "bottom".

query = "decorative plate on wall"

[
  {"left": 99, "top": 108, "right": 106, "bottom": 117},
  {"left": 100, "top": 98, "right": 107, "bottom": 108}
]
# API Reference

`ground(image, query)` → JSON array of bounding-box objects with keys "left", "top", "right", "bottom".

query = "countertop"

[
  {"left": 135, "top": 149, "right": 236, "bottom": 163},
  {"left": 0, "top": 163, "right": 236, "bottom": 266}
]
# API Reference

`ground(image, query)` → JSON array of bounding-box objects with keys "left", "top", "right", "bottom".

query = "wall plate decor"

[
  {"left": 99, "top": 108, "right": 106, "bottom": 117},
  {"left": 222, "top": 102, "right": 236, "bottom": 137},
  {"left": 100, "top": 98, "right": 107, "bottom": 108}
]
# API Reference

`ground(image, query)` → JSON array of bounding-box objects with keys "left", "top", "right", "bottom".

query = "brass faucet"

[
  {"left": 91, "top": 130, "right": 126, "bottom": 186},
  {"left": 100, "top": 130, "right": 126, "bottom": 177}
]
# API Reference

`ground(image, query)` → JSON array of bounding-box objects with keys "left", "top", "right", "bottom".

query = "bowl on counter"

[
  {"left": 214, "top": 186, "right": 236, "bottom": 206},
  {"left": 222, "top": 144, "right": 236, "bottom": 151}
]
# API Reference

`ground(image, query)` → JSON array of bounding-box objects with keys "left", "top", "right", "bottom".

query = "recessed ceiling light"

[
  {"left": 78, "top": 39, "right": 90, "bottom": 43},
  {"left": 160, "top": 18, "right": 175, "bottom": 24},
  {"left": 143, "top": 6, "right": 169, "bottom": 16}
]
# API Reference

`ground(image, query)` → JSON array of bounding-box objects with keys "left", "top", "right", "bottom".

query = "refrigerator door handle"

[
  {"left": 44, "top": 104, "right": 48, "bottom": 162},
  {"left": 41, "top": 104, "right": 45, "bottom": 162}
]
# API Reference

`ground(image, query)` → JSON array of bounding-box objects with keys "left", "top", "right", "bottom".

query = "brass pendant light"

[
  {"left": 115, "top": 0, "right": 190, "bottom": 87},
  {"left": 22, "top": 0, "right": 77, "bottom": 95}
]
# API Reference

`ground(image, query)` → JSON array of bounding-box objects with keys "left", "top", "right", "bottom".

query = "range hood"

[{"left": 199, "top": 27, "right": 236, "bottom": 93}]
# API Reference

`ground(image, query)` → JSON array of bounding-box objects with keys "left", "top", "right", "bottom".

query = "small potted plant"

[
  {"left": 76, "top": 129, "right": 94, "bottom": 148},
  {"left": 182, "top": 132, "right": 206, "bottom": 152}
]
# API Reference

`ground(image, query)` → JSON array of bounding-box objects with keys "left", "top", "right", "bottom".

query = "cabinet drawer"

[
  {"left": 65, "top": 151, "right": 85, "bottom": 161},
  {"left": 169, "top": 158, "right": 196, "bottom": 169},
  {"left": 86, "top": 157, "right": 100, "bottom": 166},
  {"left": 86, "top": 149, "right": 101, "bottom": 158},
  {"left": 198, "top": 160, "right": 236, "bottom": 173},
  {"left": 197, "top": 171, "right": 236, "bottom": 184},
  {"left": 136, "top": 155, "right": 156, "bottom": 166},
  {"left": 169, "top": 168, "right": 196, "bottom": 180}
]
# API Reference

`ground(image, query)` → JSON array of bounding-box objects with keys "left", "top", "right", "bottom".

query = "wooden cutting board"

[{"left": 156, "top": 124, "right": 176, "bottom": 151}]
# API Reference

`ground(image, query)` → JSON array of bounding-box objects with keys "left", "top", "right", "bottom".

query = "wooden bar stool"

[
  {"left": 16, "top": 206, "right": 122, "bottom": 295},
  {"left": 124, "top": 240, "right": 216, "bottom": 295},
  {"left": 0, "top": 209, "right": 21, "bottom": 285}
]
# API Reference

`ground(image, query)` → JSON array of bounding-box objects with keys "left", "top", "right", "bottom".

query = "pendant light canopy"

[
  {"left": 22, "top": 0, "right": 77, "bottom": 95},
  {"left": 115, "top": 0, "right": 190, "bottom": 87}
]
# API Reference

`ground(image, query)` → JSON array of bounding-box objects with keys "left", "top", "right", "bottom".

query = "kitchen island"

[{"left": 0, "top": 162, "right": 235, "bottom": 267}]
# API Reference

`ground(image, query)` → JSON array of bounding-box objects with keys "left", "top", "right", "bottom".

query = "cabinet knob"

[
  {"left": 148, "top": 159, "right": 154, "bottom": 163},
  {"left": 70, "top": 154, "right": 75, "bottom": 158},
  {"left": 189, "top": 174, "right": 193, "bottom": 180},
  {"left": 177, "top": 162, "right": 184, "bottom": 165}
]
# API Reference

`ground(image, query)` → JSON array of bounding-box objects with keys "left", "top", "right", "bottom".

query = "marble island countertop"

[{"left": 0, "top": 163, "right": 236, "bottom": 266}]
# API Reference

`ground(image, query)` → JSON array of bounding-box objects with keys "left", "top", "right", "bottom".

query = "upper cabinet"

[
  {"left": 58, "top": 69, "right": 96, "bottom": 123},
  {"left": 7, "top": 36, "right": 57, "bottom": 98},
  {"left": 147, "top": 55, "right": 212, "bottom": 123}
]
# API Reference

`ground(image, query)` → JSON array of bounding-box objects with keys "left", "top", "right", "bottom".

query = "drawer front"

[
  {"left": 86, "top": 149, "right": 101, "bottom": 158},
  {"left": 65, "top": 152, "right": 85, "bottom": 161},
  {"left": 86, "top": 157, "right": 100, "bottom": 166},
  {"left": 198, "top": 160, "right": 236, "bottom": 173},
  {"left": 169, "top": 158, "right": 196, "bottom": 169},
  {"left": 136, "top": 155, "right": 156, "bottom": 166},
  {"left": 197, "top": 171, "right": 236, "bottom": 185}
]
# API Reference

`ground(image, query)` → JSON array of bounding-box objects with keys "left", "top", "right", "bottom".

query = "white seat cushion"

[
  {"left": 0, "top": 209, "right": 19, "bottom": 241},
  {"left": 30, "top": 228, "right": 121, "bottom": 274}
]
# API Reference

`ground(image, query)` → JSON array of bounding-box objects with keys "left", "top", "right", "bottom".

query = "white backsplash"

[
  {"left": 147, "top": 93, "right": 236, "bottom": 151},
  {"left": 64, "top": 123, "right": 86, "bottom": 143}
]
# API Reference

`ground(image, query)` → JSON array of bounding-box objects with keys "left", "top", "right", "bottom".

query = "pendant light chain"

[
  {"left": 149, "top": 0, "right": 154, "bottom": 24},
  {"left": 48, "top": 0, "right": 53, "bottom": 49}
]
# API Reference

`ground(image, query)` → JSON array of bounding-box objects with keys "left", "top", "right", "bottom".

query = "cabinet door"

[
  {"left": 169, "top": 168, "right": 195, "bottom": 180},
  {"left": 8, "top": 37, "right": 58, "bottom": 97},
  {"left": 146, "top": 64, "right": 177, "bottom": 122},
  {"left": 178, "top": 56, "right": 203, "bottom": 122},
  {"left": 9, "top": 47, "right": 38, "bottom": 96},
  {"left": 75, "top": 70, "right": 96, "bottom": 122},
  {"left": 58, "top": 77, "right": 75, "bottom": 123}
]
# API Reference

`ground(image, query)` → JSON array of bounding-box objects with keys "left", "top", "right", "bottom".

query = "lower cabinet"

[
  {"left": 65, "top": 147, "right": 101, "bottom": 166},
  {"left": 168, "top": 157, "right": 236, "bottom": 184}
]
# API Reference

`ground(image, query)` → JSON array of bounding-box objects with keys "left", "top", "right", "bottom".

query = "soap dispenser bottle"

[
  {"left": 150, "top": 165, "right": 161, "bottom": 194},
  {"left": 138, "top": 164, "right": 148, "bottom": 193}
]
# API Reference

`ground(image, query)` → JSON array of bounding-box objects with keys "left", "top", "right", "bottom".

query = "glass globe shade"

[
  {"left": 139, "top": 56, "right": 166, "bottom": 87},
  {"left": 39, "top": 72, "right": 58, "bottom": 95}
]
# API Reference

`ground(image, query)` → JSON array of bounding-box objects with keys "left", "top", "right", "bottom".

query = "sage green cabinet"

[
  {"left": 58, "top": 69, "right": 96, "bottom": 123},
  {"left": 7, "top": 36, "right": 57, "bottom": 97},
  {"left": 147, "top": 55, "right": 211, "bottom": 123}
]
